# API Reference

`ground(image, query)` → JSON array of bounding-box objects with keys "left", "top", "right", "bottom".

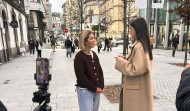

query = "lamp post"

[
  {"left": 98, "top": 0, "right": 101, "bottom": 38},
  {"left": 122, "top": 0, "right": 127, "bottom": 56},
  {"left": 120, "top": 0, "right": 127, "bottom": 110}
]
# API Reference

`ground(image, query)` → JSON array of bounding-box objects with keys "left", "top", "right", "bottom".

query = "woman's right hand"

[
  {"left": 96, "top": 87, "right": 103, "bottom": 93},
  {"left": 117, "top": 54, "right": 124, "bottom": 58}
]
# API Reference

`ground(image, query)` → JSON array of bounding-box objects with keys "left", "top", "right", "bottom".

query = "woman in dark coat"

[{"left": 28, "top": 37, "right": 35, "bottom": 55}]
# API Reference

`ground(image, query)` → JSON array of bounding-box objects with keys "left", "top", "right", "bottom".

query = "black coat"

[
  {"left": 172, "top": 37, "right": 179, "bottom": 47},
  {"left": 176, "top": 67, "right": 190, "bottom": 111},
  {"left": 65, "top": 40, "right": 72, "bottom": 48},
  {"left": 28, "top": 39, "right": 35, "bottom": 49}
]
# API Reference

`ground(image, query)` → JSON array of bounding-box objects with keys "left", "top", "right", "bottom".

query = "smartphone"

[{"left": 36, "top": 58, "right": 49, "bottom": 86}]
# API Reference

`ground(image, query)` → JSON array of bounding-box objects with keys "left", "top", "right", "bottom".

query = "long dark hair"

[{"left": 130, "top": 17, "right": 153, "bottom": 60}]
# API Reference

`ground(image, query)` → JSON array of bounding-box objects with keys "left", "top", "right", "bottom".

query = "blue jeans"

[
  {"left": 66, "top": 47, "right": 71, "bottom": 57},
  {"left": 77, "top": 88, "right": 100, "bottom": 111}
]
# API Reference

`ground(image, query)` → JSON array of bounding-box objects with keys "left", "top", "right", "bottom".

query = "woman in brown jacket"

[
  {"left": 74, "top": 30, "right": 104, "bottom": 111},
  {"left": 115, "top": 18, "right": 153, "bottom": 111}
]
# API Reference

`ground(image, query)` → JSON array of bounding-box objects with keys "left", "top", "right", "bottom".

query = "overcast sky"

[{"left": 49, "top": 0, "right": 66, "bottom": 12}]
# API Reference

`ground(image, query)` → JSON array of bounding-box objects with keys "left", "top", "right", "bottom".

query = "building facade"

[
  {"left": 0, "top": 0, "right": 28, "bottom": 63},
  {"left": 139, "top": 1, "right": 187, "bottom": 50},
  {"left": 28, "top": 0, "right": 47, "bottom": 42},
  {"left": 45, "top": 1, "right": 52, "bottom": 32},
  {"left": 52, "top": 12, "right": 61, "bottom": 35},
  {"left": 84, "top": 0, "right": 138, "bottom": 39}
]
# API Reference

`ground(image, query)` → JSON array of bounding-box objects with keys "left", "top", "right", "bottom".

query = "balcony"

[
  {"left": 5, "top": 0, "right": 25, "bottom": 13},
  {"left": 30, "top": 1, "right": 45, "bottom": 13}
]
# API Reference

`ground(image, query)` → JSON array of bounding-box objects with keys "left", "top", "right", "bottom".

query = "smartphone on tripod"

[{"left": 36, "top": 58, "right": 49, "bottom": 86}]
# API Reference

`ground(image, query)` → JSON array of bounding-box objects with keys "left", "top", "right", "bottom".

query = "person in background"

[
  {"left": 149, "top": 35, "right": 154, "bottom": 50},
  {"left": 172, "top": 34, "right": 179, "bottom": 57},
  {"left": 103, "top": 37, "right": 109, "bottom": 51},
  {"left": 108, "top": 37, "right": 112, "bottom": 51},
  {"left": 51, "top": 36, "right": 57, "bottom": 52},
  {"left": 20, "top": 38, "right": 26, "bottom": 56},
  {"left": 115, "top": 18, "right": 153, "bottom": 111},
  {"left": 65, "top": 37, "right": 72, "bottom": 58},
  {"left": 74, "top": 37, "right": 79, "bottom": 49},
  {"left": 74, "top": 30, "right": 104, "bottom": 111},
  {"left": 28, "top": 37, "right": 35, "bottom": 56},
  {"left": 36, "top": 39, "right": 43, "bottom": 58},
  {"left": 97, "top": 37, "right": 102, "bottom": 53}
]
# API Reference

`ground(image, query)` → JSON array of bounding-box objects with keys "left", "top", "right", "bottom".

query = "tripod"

[{"left": 32, "top": 85, "right": 51, "bottom": 111}]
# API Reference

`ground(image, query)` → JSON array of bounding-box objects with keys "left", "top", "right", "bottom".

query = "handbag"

[
  {"left": 38, "top": 45, "right": 42, "bottom": 50},
  {"left": 20, "top": 47, "right": 25, "bottom": 52}
]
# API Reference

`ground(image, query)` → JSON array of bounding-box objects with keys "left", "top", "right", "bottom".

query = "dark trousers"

[
  {"left": 172, "top": 46, "right": 177, "bottom": 57},
  {"left": 151, "top": 45, "right": 153, "bottom": 50},
  {"left": 37, "top": 50, "right": 41, "bottom": 58},
  {"left": 30, "top": 48, "right": 35, "bottom": 55},
  {"left": 98, "top": 46, "right": 101, "bottom": 53},
  {"left": 103, "top": 44, "right": 109, "bottom": 51}
]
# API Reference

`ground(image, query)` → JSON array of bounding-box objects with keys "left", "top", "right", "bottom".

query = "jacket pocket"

[{"left": 125, "top": 84, "right": 140, "bottom": 90}]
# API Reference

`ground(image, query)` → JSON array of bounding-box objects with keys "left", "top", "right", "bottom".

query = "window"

[
  {"left": 30, "top": 0, "right": 40, "bottom": 3},
  {"left": 89, "top": 10, "right": 93, "bottom": 23}
]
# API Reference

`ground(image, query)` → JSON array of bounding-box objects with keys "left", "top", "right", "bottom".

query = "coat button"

[
  {"left": 92, "top": 60, "right": 94, "bottom": 62},
  {"left": 94, "top": 67, "right": 96, "bottom": 69},
  {"left": 95, "top": 73, "right": 97, "bottom": 75},
  {"left": 97, "top": 78, "right": 98, "bottom": 81}
]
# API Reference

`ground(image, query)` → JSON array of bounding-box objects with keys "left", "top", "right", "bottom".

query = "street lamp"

[
  {"left": 121, "top": 0, "right": 127, "bottom": 56},
  {"left": 120, "top": 0, "right": 127, "bottom": 109}
]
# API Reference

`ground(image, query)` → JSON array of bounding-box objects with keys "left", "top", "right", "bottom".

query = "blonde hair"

[{"left": 79, "top": 30, "right": 92, "bottom": 50}]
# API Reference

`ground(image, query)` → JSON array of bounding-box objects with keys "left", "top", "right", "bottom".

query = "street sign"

[
  {"left": 64, "top": 29, "right": 68, "bottom": 33},
  {"left": 10, "top": 21, "right": 18, "bottom": 28}
]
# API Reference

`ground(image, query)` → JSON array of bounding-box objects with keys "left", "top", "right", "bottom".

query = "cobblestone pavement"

[{"left": 0, "top": 44, "right": 188, "bottom": 111}]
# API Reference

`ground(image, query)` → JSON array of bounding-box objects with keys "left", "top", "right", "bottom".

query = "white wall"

[{"left": 6, "top": 3, "right": 28, "bottom": 48}]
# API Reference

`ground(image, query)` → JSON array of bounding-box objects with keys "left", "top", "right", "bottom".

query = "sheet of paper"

[{"left": 111, "top": 52, "right": 117, "bottom": 58}]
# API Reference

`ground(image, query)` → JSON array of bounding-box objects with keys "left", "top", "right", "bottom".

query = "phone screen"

[{"left": 36, "top": 58, "right": 49, "bottom": 86}]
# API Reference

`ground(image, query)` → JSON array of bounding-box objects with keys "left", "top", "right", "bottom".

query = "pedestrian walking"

[
  {"left": 51, "top": 36, "right": 57, "bottom": 52},
  {"left": 36, "top": 39, "right": 43, "bottom": 58},
  {"left": 74, "top": 37, "right": 79, "bottom": 49},
  {"left": 65, "top": 37, "right": 72, "bottom": 58},
  {"left": 103, "top": 37, "right": 109, "bottom": 51},
  {"left": 172, "top": 34, "right": 179, "bottom": 57},
  {"left": 71, "top": 39, "right": 75, "bottom": 53},
  {"left": 97, "top": 37, "right": 102, "bottom": 53},
  {"left": 150, "top": 35, "right": 154, "bottom": 50},
  {"left": 74, "top": 30, "right": 104, "bottom": 111},
  {"left": 20, "top": 38, "right": 26, "bottom": 56},
  {"left": 176, "top": 64, "right": 190, "bottom": 111},
  {"left": 108, "top": 37, "right": 112, "bottom": 51},
  {"left": 28, "top": 37, "right": 35, "bottom": 55},
  {"left": 115, "top": 17, "right": 153, "bottom": 111}
]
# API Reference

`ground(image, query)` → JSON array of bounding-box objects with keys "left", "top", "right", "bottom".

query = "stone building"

[{"left": 0, "top": 0, "right": 28, "bottom": 63}]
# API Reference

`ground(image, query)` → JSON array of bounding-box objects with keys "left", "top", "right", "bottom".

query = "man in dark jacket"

[
  {"left": 28, "top": 37, "right": 35, "bottom": 55},
  {"left": 51, "top": 37, "right": 57, "bottom": 52},
  {"left": 103, "top": 37, "right": 109, "bottom": 51},
  {"left": 172, "top": 34, "right": 179, "bottom": 57},
  {"left": 65, "top": 37, "right": 72, "bottom": 58},
  {"left": 176, "top": 67, "right": 190, "bottom": 111}
]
